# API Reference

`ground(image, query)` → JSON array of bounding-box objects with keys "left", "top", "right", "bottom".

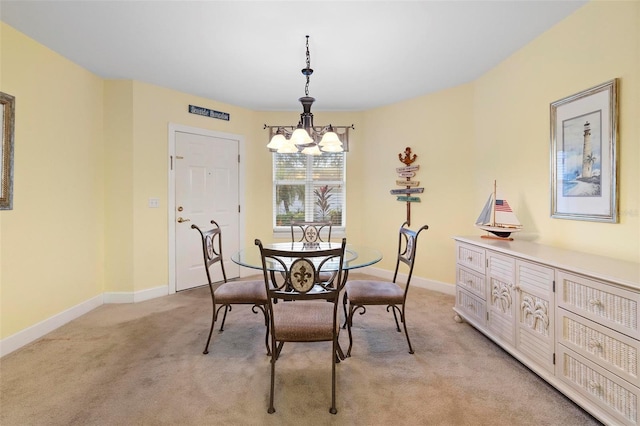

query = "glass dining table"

[{"left": 231, "top": 241, "right": 383, "bottom": 280}]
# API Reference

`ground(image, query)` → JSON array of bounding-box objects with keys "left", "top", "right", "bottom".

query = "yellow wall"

[
  {"left": 473, "top": 0, "right": 639, "bottom": 261},
  {"left": 0, "top": 24, "right": 105, "bottom": 336},
  {"left": 358, "top": 0, "right": 639, "bottom": 285},
  {"left": 361, "top": 84, "right": 476, "bottom": 284},
  {"left": 1, "top": 0, "right": 639, "bottom": 342},
  {"left": 104, "top": 80, "right": 134, "bottom": 292}
]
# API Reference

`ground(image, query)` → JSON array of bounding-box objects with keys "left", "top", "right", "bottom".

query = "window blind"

[{"left": 273, "top": 152, "right": 345, "bottom": 228}]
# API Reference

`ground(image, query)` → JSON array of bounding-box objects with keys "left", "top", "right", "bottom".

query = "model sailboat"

[{"left": 475, "top": 181, "right": 522, "bottom": 240}]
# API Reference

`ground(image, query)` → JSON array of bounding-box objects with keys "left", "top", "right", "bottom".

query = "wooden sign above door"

[{"left": 188, "top": 104, "right": 230, "bottom": 121}]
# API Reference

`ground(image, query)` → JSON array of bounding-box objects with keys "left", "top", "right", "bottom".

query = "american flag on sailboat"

[{"left": 495, "top": 199, "right": 512, "bottom": 212}]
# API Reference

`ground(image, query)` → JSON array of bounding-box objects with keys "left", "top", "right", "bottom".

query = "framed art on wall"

[
  {"left": 550, "top": 79, "right": 618, "bottom": 222},
  {"left": 1, "top": 91, "right": 15, "bottom": 210}
]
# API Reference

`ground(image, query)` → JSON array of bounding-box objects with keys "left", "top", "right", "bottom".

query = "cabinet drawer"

[
  {"left": 455, "top": 287, "right": 485, "bottom": 327},
  {"left": 558, "top": 271, "right": 640, "bottom": 340},
  {"left": 456, "top": 266, "right": 486, "bottom": 300},
  {"left": 456, "top": 242, "right": 485, "bottom": 274},
  {"left": 558, "top": 308, "right": 640, "bottom": 387},
  {"left": 557, "top": 346, "right": 640, "bottom": 425}
]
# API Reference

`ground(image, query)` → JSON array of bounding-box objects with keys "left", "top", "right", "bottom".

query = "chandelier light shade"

[
  {"left": 276, "top": 141, "right": 299, "bottom": 154},
  {"left": 266, "top": 129, "right": 287, "bottom": 150},
  {"left": 301, "top": 144, "right": 322, "bottom": 156},
  {"left": 318, "top": 125, "right": 342, "bottom": 148},
  {"left": 291, "top": 126, "right": 314, "bottom": 146},
  {"left": 264, "top": 36, "right": 354, "bottom": 155}
]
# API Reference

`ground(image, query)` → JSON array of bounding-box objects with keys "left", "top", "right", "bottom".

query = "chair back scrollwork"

[{"left": 290, "top": 220, "right": 333, "bottom": 244}]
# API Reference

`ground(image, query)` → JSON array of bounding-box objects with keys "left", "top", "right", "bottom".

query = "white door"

[{"left": 175, "top": 131, "right": 240, "bottom": 291}]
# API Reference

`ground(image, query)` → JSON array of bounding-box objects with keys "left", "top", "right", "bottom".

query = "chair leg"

[
  {"left": 268, "top": 340, "right": 276, "bottom": 414},
  {"left": 218, "top": 305, "right": 231, "bottom": 331},
  {"left": 267, "top": 341, "right": 284, "bottom": 413},
  {"left": 252, "top": 304, "right": 271, "bottom": 356},
  {"left": 401, "top": 306, "right": 414, "bottom": 354},
  {"left": 203, "top": 291, "right": 217, "bottom": 355},
  {"left": 330, "top": 338, "right": 338, "bottom": 414},
  {"left": 390, "top": 305, "right": 402, "bottom": 332},
  {"left": 346, "top": 304, "right": 360, "bottom": 357},
  {"left": 203, "top": 309, "right": 216, "bottom": 355},
  {"left": 274, "top": 341, "right": 285, "bottom": 360}
]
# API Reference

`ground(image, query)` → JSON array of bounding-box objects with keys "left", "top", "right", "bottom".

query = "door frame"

[{"left": 167, "top": 123, "right": 246, "bottom": 294}]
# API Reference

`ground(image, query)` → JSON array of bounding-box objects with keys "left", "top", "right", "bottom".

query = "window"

[{"left": 273, "top": 152, "right": 345, "bottom": 230}]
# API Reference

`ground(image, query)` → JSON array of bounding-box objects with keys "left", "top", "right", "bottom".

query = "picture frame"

[
  {"left": 550, "top": 79, "right": 618, "bottom": 222},
  {"left": 1, "top": 91, "right": 15, "bottom": 210}
]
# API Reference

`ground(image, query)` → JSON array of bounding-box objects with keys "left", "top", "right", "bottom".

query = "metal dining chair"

[
  {"left": 192, "top": 220, "right": 270, "bottom": 356},
  {"left": 342, "top": 222, "right": 428, "bottom": 355},
  {"left": 255, "top": 237, "right": 347, "bottom": 414}
]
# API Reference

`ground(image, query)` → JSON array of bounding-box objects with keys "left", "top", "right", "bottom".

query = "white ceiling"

[{"left": 1, "top": 1, "right": 587, "bottom": 111}]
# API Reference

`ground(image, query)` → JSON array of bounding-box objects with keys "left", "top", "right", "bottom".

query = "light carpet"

[{"left": 0, "top": 274, "right": 600, "bottom": 425}]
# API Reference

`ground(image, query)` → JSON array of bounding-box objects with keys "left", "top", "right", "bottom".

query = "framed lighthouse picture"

[{"left": 550, "top": 79, "right": 618, "bottom": 222}]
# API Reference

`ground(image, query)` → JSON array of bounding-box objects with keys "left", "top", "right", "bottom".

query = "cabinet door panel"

[
  {"left": 516, "top": 260, "right": 555, "bottom": 373},
  {"left": 487, "top": 252, "right": 516, "bottom": 346}
]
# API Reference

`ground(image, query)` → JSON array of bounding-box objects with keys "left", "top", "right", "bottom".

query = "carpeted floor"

[{"left": 0, "top": 274, "right": 601, "bottom": 425}]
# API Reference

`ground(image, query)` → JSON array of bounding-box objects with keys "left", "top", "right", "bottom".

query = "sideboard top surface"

[{"left": 454, "top": 236, "right": 640, "bottom": 290}]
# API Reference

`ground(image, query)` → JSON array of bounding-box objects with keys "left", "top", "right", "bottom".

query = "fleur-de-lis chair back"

[{"left": 255, "top": 238, "right": 347, "bottom": 414}]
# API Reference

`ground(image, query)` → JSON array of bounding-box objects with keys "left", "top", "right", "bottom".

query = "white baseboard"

[
  {"left": 1, "top": 285, "right": 169, "bottom": 358},
  {"left": 359, "top": 266, "right": 456, "bottom": 296},
  {"left": 0, "top": 294, "right": 103, "bottom": 358},
  {"left": 103, "top": 285, "right": 169, "bottom": 303}
]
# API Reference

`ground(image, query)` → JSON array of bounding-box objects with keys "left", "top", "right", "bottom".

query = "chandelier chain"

[{"left": 304, "top": 35, "right": 311, "bottom": 96}]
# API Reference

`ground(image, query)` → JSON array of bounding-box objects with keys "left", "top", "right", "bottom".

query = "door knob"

[{"left": 177, "top": 217, "right": 191, "bottom": 223}]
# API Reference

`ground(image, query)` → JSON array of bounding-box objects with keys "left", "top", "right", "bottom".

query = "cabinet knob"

[
  {"left": 467, "top": 256, "right": 473, "bottom": 262},
  {"left": 588, "top": 339, "right": 603, "bottom": 350},
  {"left": 588, "top": 298, "right": 603, "bottom": 307},
  {"left": 587, "top": 380, "right": 601, "bottom": 392}
]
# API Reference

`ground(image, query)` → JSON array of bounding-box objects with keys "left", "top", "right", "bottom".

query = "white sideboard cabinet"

[{"left": 453, "top": 236, "right": 640, "bottom": 425}]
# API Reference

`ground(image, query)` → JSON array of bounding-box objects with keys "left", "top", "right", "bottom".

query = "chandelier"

[{"left": 264, "top": 36, "right": 354, "bottom": 155}]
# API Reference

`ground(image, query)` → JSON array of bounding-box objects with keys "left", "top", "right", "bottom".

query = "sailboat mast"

[{"left": 491, "top": 180, "right": 497, "bottom": 226}]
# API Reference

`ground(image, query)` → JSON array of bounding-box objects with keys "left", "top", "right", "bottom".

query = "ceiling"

[{"left": 1, "top": 1, "right": 587, "bottom": 111}]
